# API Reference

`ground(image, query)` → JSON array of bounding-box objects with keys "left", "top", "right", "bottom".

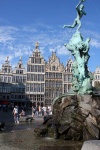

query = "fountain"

[{"left": 34, "top": 0, "right": 100, "bottom": 147}]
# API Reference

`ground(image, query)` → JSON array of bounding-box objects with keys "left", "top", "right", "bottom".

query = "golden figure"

[{"left": 35, "top": 42, "right": 39, "bottom": 49}]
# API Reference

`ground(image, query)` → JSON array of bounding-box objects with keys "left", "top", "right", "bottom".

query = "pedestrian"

[
  {"left": 13, "top": 106, "right": 19, "bottom": 124},
  {"left": 46, "top": 106, "right": 49, "bottom": 116},
  {"left": 35, "top": 106, "right": 39, "bottom": 117},
  {"left": 41, "top": 106, "right": 44, "bottom": 116},
  {"left": 42, "top": 106, "right": 46, "bottom": 116},
  {"left": 19, "top": 110, "right": 25, "bottom": 117},
  {"left": 38, "top": 105, "right": 41, "bottom": 116},
  {"left": 32, "top": 106, "right": 35, "bottom": 119}
]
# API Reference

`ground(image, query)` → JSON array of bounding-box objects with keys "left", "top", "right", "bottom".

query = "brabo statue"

[
  {"left": 63, "top": 0, "right": 93, "bottom": 94},
  {"left": 63, "top": 0, "right": 86, "bottom": 31}
]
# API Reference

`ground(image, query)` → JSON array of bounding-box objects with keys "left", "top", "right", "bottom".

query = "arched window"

[{"left": 19, "top": 64, "right": 21, "bottom": 68}]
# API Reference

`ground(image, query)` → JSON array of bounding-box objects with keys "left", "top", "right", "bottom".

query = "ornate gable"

[{"left": 46, "top": 51, "right": 64, "bottom": 72}]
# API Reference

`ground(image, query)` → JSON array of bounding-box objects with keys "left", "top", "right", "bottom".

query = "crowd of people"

[
  {"left": 12, "top": 105, "right": 52, "bottom": 124},
  {"left": 32, "top": 105, "right": 52, "bottom": 118},
  {"left": 0, "top": 103, "right": 52, "bottom": 124}
]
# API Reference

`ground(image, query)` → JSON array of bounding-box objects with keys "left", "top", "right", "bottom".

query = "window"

[
  {"left": 35, "top": 52, "right": 38, "bottom": 57},
  {"left": 27, "top": 66, "right": 30, "bottom": 72},
  {"left": 4, "top": 77, "right": 7, "bottom": 82},
  {"left": 20, "top": 70, "right": 23, "bottom": 74},
  {"left": 16, "top": 70, "right": 19, "bottom": 74},
  {"left": 23, "top": 76, "right": 26, "bottom": 82},
  {"left": 35, "top": 66, "right": 37, "bottom": 72},
  {"left": 64, "top": 75, "right": 67, "bottom": 81},
  {"left": 31, "top": 58, "right": 35, "bottom": 63},
  {"left": 26, "top": 83, "right": 30, "bottom": 92},
  {"left": 19, "top": 64, "right": 21, "bottom": 68},
  {"left": 35, "top": 58, "right": 41, "bottom": 64},
  {"left": 16, "top": 76, "right": 19, "bottom": 82},
  {"left": 68, "top": 75, "right": 72, "bottom": 82},
  {"left": 0, "top": 76, "right": 3, "bottom": 82},
  {"left": 67, "top": 69, "right": 70, "bottom": 72},
  {"left": 45, "top": 81, "right": 49, "bottom": 87},
  {"left": 64, "top": 84, "right": 67, "bottom": 93},
  {"left": 8, "top": 77, "right": 11, "bottom": 83},
  {"left": 38, "top": 66, "right": 41, "bottom": 72},
  {"left": 27, "top": 74, "right": 30, "bottom": 81},
  {"left": 42, "top": 66, "right": 45, "bottom": 72},
  {"left": 45, "top": 72, "right": 48, "bottom": 78},
  {"left": 5, "top": 68, "right": 7, "bottom": 73},
  {"left": 34, "top": 84, "right": 37, "bottom": 92},
  {"left": 31, "top": 74, "right": 34, "bottom": 81},
  {"left": 52, "top": 66, "right": 56, "bottom": 71},
  {"left": 20, "top": 76, "right": 23, "bottom": 82},
  {"left": 30, "top": 84, "right": 33, "bottom": 92},
  {"left": 34, "top": 74, "right": 37, "bottom": 81},
  {"left": 56, "top": 73, "right": 62, "bottom": 79}
]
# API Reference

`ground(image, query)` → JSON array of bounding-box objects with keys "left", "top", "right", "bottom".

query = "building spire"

[
  {"left": 19, "top": 56, "right": 22, "bottom": 65},
  {"left": 6, "top": 56, "right": 9, "bottom": 61}
]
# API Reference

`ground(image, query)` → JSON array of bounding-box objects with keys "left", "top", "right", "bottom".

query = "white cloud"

[
  {"left": 89, "top": 52, "right": 95, "bottom": 56},
  {"left": 14, "top": 50, "right": 22, "bottom": 58},
  {"left": 90, "top": 39, "right": 100, "bottom": 48},
  {"left": 0, "top": 54, "right": 7, "bottom": 62},
  {"left": 0, "top": 26, "right": 19, "bottom": 43},
  {"left": 22, "top": 26, "right": 38, "bottom": 33},
  {"left": 49, "top": 48, "right": 55, "bottom": 52},
  {"left": 0, "top": 23, "right": 100, "bottom": 70},
  {"left": 82, "top": 29, "right": 100, "bottom": 48},
  {"left": 57, "top": 45, "right": 70, "bottom": 55}
]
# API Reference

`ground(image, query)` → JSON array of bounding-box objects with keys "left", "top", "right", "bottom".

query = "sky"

[{"left": 0, "top": 0, "right": 100, "bottom": 72}]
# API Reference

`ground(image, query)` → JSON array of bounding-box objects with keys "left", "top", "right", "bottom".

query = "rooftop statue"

[
  {"left": 35, "top": 42, "right": 39, "bottom": 49},
  {"left": 63, "top": 0, "right": 86, "bottom": 31}
]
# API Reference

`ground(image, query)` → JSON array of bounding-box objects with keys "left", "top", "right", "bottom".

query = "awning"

[{"left": 0, "top": 100, "right": 9, "bottom": 105}]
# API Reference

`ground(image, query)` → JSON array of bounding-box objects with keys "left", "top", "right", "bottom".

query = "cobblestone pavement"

[
  {"left": 0, "top": 110, "right": 43, "bottom": 150},
  {"left": 0, "top": 110, "right": 83, "bottom": 150}
]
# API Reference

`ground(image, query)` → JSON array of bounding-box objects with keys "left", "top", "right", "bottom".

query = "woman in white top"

[{"left": 13, "top": 106, "right": 19, "bottom": 124}]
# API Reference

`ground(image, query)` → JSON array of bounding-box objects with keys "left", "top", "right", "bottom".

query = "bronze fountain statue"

[{"left": 35, "top": 0, "right": 100, "bottom": 141}]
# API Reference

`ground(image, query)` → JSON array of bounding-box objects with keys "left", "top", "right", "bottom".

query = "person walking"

[
  {"left": 13, "top": 106, "right": 19, "bottom": 124},
  {"left": 19, "top": 110, "right": 25, "bottom": 117},
  {"left": 38, "top": 105, "right": 42, "bottom": 116},
  {"left": 32, "top": 106, "right": 35, "bottom": 119},
  {"left": 35, "top": 106, "right": 39, "bottom": 117},
  {"left": 42, "top": 106, "right": 46, "bottom": 116}
]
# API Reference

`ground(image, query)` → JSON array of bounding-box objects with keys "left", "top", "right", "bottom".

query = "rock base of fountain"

[{"left": 34, "top": 94, "right": 100, "bottom": 141}]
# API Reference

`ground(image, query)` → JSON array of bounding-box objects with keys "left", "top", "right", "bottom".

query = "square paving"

[{"left": 0, "top": 110, "right": 83, "bottom": 150}]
